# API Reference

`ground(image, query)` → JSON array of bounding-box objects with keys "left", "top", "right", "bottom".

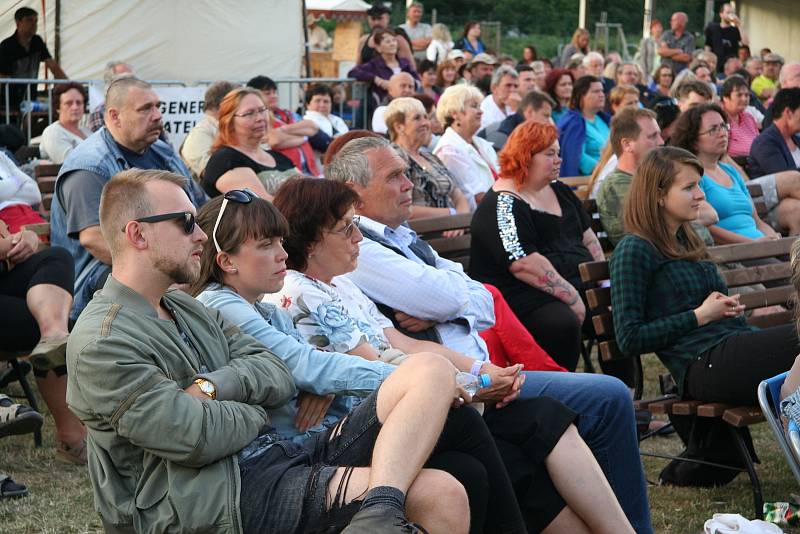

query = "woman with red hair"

[
  {"left": 468, "top": 121, "right": 613, "bottom": 375},
  {"left": 202, "top": 87, "right": 296, "bottom": 200}
]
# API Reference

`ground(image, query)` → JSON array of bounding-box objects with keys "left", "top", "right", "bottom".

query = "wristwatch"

[{"left": 193, "top": 378, "right": 217, "bottom": 400}]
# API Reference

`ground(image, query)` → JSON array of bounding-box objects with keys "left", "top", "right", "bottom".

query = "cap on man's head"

[
  {"left": 447, "top": 49, "right": 465, "bottom": 61},
  {"left": 764, "top": 53, "right": 784, "bottom": 65},
  {"left": 470, "top": 53, "right": 497, "bottom": 67},
  {"left": 367, "top": 5, "right": 390, "bottom": 17}
]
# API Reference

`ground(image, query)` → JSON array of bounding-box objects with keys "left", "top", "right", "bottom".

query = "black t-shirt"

[
  {"left": 468, "top": 183, "right": 594, "bottom": 317},
  {"left": 203, "top": 146, "right": 296, "bottom": 197},
  {"left": 704, "top": 23, "right": 741, "bottom": 72},
  {"left": 0, "top": 32, "right": 52, "bottom": 107}
]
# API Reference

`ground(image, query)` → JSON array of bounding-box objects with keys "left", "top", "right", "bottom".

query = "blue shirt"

[
  {"left": 579, "top": 116, "right": 610, "bottom": 175},
  {"left": 699, "top": 162, "right": 763, "bottom": 239},
  {"left": 196, "top": 284, "right": 394, "bottom": 443}
]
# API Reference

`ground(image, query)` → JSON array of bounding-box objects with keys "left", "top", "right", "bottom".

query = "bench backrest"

[{"left": 34, "top": 163, "right": 61, "bottom": 217}]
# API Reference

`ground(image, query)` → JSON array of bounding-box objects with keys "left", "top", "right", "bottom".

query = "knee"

[
  {"left": 409, "top": 469, "right": 470, "bottom": 533},
  {"left": 582, "top": 374, "right": 634, "bottom": 420},
  {"left": 401, "top": 352, "right": 455, "bottom": 383}
]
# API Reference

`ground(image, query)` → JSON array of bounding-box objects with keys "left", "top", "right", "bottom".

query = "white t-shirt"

[
  {"left": 371, "top": 106, "right": 388, "bottom": 134},
  {"left": 590, "top": 154, "right": 618, "bottom": 199},
  {"left": 480, "top": 95, "right": 512, "bottom": 130},
  {"left": 303, "top": 110, "right": 349, "bottom": 138},
  {"left": 39, "top": 121, "right": 91, "bottom": 164},
  {"left": 791, "top": 145, "right": 800, "bottom": 168}
]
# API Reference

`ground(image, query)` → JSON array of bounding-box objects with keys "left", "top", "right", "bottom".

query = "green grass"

[{"left": 1, "top": 355, "right": 800, "bottom": 533}]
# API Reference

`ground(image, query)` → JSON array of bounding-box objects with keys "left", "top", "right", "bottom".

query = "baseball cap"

[
  {"left": 764, "top": 53, "right": 784, "bottom": 64},
  {"left": 470, "top": 53, "right": 497, "bottom": 66},
  {"left": 447, "top": 49, "right": 465, "bottom": 61}
]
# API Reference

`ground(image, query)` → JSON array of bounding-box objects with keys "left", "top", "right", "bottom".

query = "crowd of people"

[{"left": 2, "top": 1, "right": 800, "bottom": 532}]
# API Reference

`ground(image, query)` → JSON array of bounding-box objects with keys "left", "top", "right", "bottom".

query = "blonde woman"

[
  {"left": 426, "top": 23, "right": 453, "bottom": 64},
  {"left": 433, "top": 85, "right": 499, "bottom": 210}
]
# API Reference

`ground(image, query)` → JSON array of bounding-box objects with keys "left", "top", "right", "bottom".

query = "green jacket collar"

[{"left": 100, "top": 275, "right": 161, "bottom": 319}]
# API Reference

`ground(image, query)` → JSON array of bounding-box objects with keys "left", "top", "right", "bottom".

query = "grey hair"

[
  {"left": 491, "top": 65, "right": 518, "bottom": 87},
  {"left": 106, "top": 76, "right": 151, "bottom": 109},
  {"left": 103, "top": 61, "right": 133, "bottom": 86},
  {"left": 204, "top": 80, "right": 240, "bottom": 112},
  {"left": 583, "top": 51, "right": 605, "bottom": 66},
  {"left": 325, "top": 137, "right": 391, "bottom": 186}
]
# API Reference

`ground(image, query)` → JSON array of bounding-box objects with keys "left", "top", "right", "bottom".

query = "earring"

[{"left": 230, "top": 267, "right": 238, "bottom": 273}]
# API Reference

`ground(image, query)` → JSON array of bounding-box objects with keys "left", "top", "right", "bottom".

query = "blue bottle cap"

[{"left": 478, "top": 374, "right": 491, "bottom": 389}]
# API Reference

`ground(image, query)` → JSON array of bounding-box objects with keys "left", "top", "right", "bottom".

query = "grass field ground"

[{"left": 1, "top": 352, "right": 799, "bottom": 533}]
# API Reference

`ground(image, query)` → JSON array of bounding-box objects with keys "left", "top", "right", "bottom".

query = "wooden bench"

[
  {"left": 579, "top": 236, "right": 797, "bottom": 519},
  {"left": 34, "top": 163, "right": 61, "bottom": 219},
  {"left": 558, "top": 176, "right": 592, "bottom": 200},
  {"left": 409, "top": 213, "right": 472, "bottom": 269}
]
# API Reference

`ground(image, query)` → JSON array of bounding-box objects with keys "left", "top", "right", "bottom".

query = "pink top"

[{"left": 727, "top": 111, "right": 760, "bottom": 158}]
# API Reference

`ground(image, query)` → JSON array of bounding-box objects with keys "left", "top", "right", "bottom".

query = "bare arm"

[
  {"left": 508, "top": 252, "right": 585, "bottom": 322},
  {"left": 214, "top": 167, "right": 273, "bottom": 201},
  {"left": 411, "top": 37, "right": 432, "bottom": 50},
  {"left": 451, "top": 188, "right": 471, "bottom": 213},
  {"left": 582, "top": 228, "right": 605, "bottom": 262},
  {"left": 78, "top": 225, "right": 112, "bottom": 265},
  {"left": 753, "top": 208, "right": 780, "bottom": 239},
  {"left": 696, "top": 200, "right": 719, "bottom": 227},
  {"left": 44, "top": 58, "right": 67, "bottom": 79},
  {"left": 707, "top": 224, "right": 757, "bottom": 244},
  {"left": 266, "top": 128, "right": 307, "bottom": 149},
  {"left": 281, "top": 120, "right": 319, "bottom": 137}
]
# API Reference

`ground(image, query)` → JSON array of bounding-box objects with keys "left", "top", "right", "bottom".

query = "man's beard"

[{"left": 154, "top": 255, "right": 199, "bottom": 285}]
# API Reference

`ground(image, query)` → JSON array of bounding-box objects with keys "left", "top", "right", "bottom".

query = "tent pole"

[
  {"left": 55, "top": 0, "right": 61, "bottom": 64},
  {"left": 301, "top": 0, "right": 311, "bottom": 79},
  {"left": 579, "top": 0, "right": 587, "bottom": 29},
  {"left": 642, "top": 0, "right": 653, "bottom": 38}
]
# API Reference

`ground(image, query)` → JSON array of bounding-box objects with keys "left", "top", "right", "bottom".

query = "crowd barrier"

[{"left": 1, "top": 77, "right": 369, "bottom": 145}]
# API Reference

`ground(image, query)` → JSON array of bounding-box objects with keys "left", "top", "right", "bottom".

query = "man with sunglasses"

[
  {"left": 50, "top": 76, "right": 208, "bottom": 321},
  {"left": 68, "top": 169, "right": 481, "bottom": 534}
]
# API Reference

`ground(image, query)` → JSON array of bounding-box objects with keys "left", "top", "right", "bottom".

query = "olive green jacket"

[{"left": 67, "top": 276, "right": 296, "bottom": 533}]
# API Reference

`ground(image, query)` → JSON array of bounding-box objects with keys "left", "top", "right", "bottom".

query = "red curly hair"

[
  {"left": 211, "top": 87, "right": 266, "bottom": 153},
  {"left": 499, "top": 121, "right": 559, "bottom": 187}
]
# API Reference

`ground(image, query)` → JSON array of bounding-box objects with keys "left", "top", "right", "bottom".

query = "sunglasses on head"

[
  {"left": 128, "top": 211, "right": 197, "bottom": 234},
  {"left": 212, "top": 189, "right": 257, "bottom": 253}
]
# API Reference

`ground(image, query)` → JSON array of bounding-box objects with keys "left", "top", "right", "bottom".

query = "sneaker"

[
  {"left": 29, "top": 333, "right": 69, "bottom": 372},
  {"left": 342, "top": 505, "right": 430, "bottom": 534},
  {"left": 0, "top": 394, "right": 43, "bottom": 438}
]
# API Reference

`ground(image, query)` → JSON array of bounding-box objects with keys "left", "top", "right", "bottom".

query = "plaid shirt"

[{"left": 610, "top": 234, "right": 753, "bottom": 394}]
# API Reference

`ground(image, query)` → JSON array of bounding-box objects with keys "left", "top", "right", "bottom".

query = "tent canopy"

[{"left": 1, "top": 0, "right": 304, "bottom": 82}]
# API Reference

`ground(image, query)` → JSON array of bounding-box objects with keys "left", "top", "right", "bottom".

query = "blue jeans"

[{"left": 520, "top": 371, "right": 653, "bottom": 534}]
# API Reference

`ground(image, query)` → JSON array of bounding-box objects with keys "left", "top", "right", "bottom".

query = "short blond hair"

[
  {"left": 384, "top": 97, "right": 426, "bottom": 141},
  {"left": 436, "top": 84, "right": 484, "bottom": 127},
  {"left": 99, "top": 169, "right": 187, "bottom": 257}
]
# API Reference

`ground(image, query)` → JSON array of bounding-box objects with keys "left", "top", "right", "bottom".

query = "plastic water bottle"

[
  {"left": 20, "top": 100, "right": 48, "bottom": 113},
  {"left": 456, "top": 372, "right": 491, "bottom": 397}
]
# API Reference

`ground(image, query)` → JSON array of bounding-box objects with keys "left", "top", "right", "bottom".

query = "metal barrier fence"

[{"left": 1, "top": 77, "right": 369, "bottom": 145}]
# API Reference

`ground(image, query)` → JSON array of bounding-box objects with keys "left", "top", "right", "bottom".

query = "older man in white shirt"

[{"left": 479, "top": 66, "right": 519, "bottom": 129}]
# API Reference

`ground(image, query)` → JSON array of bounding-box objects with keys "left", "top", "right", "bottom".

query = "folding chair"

[{"left": 757, "top": 372, "right": 800, "bottom": 486}]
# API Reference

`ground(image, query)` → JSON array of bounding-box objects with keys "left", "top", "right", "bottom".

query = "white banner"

[{"left": 153, "top": 86, "right": 207, "bottom": 152}]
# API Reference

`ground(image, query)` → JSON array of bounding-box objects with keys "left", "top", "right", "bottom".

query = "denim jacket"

[
  {"left": 50, "top": 127, "right": 208, "bottom": 319},
  {"left": 196, "top": 284, "right": 394, "bottom": 443}
]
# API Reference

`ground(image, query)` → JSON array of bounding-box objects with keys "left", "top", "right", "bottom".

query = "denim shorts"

[{"left": 238, "top": 389, "right": 382, "bottom": 534}]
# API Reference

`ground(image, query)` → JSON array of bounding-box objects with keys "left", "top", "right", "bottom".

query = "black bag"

[{"left": 658, "top": 414, "right": 759, "bottom": 487}]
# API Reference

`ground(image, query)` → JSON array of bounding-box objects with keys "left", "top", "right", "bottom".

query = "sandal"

[
  {"left": 55, "top": 437, "right": 87, "bottom": 465},
  {"left": 29, "top": 333, "right": 69, "bottom": 372},
  {"left": 0, "top": 394, "right": 43, "bottom": 438},
  {"left": 0, "top": 474, "right": 27, "bottom": 499}
]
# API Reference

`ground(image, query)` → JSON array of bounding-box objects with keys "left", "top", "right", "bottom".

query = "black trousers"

[{"left": 0, "top": 246, "right": 73, "bottom": 352}]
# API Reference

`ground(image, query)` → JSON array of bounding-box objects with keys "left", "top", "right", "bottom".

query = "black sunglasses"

[
  {"left": 129, "top": 212, "right": 196, "bottom": 234},
  {"left": 212, "top": 189, "right": 257, "bottom": 253}
]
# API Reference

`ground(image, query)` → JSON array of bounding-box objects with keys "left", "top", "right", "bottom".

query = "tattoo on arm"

[
  {"left": 535, "top": 270, "right": 579, "bottom": 305},
  {"left": 584, "top": 232, "right": 604, "bottom": 262}
]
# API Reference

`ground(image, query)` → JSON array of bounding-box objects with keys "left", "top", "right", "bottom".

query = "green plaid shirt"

[
  {"left": 596, "top": 169, "right": 632, "bottom": 246},
  {"left": 610, "top": 234, "right": 753, "bottom": 394}
]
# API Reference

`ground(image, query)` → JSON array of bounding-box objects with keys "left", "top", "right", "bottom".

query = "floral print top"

[{"left": 265, "top": 270, "right": 393, "bottom": 353}]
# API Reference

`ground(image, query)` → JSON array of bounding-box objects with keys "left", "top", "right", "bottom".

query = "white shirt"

[
  {"left": 303, "top": 110, "right": 349, "bottom": 138},
  {"left": 0, "top": 151, "right": 41, "bottom": 211},
  {"left": 590, "top": 154, "right": 618, "bottom": 199},
  {"left": 426, "top": 40, "right": 452, "bottom": 63},
  {"left": 433, "top": 127, "right": 498, "bottom": 210},
  {"left": 39, "top": 122, "right": 91, "bottom": 164},
  {"left": 792, "top": 146, "right": 800, "bottom": 168},
  {"left": 480, "top": 95, "right": 512, "bottom": 129},
  {"left": 347, "top": 215, "right": 494, "bottom": 360},
  {"left": 180, "top": 114, "right": 218, "bottom": 178},
  {"left": 371, "top": 106, "right": 388, "bottom": 134}
]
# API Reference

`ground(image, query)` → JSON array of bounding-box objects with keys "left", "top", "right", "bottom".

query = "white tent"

[
  {"left": 305, "top": 0, "right": 371, "bottom": 11},
  {"left": 0, "top": 0, "right": 305, "bottom": 82}
]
